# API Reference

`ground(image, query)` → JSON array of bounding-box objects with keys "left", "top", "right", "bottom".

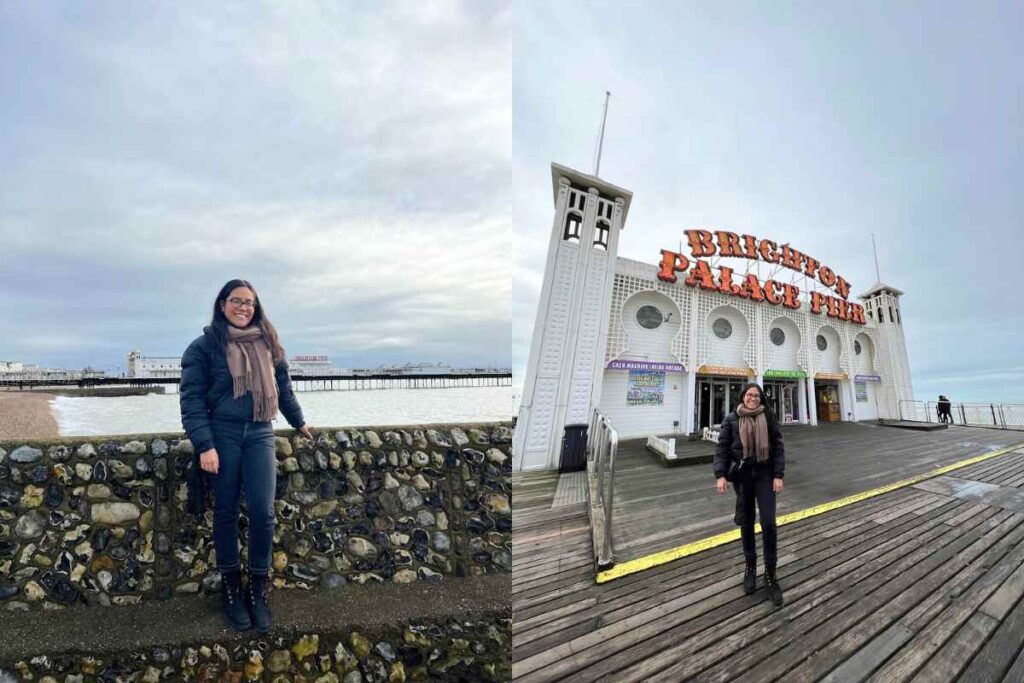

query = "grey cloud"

[
  {"left": 0, "top": 1, "right": 511, "bottom": 371},
  {"left": 512, "top": 1, "right": 1024, "bottom": 404}
]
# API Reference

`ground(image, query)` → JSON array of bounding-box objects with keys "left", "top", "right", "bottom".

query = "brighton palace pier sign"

[{"left": 657, "top": 229, "right": 867, "bottom": 325}]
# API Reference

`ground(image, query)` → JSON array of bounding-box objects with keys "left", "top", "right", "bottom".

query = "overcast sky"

[
  {"left": 513, "top": 1, "right": 1024, "bottom": 404},
  {"left": 0, "top": 1, "right": 510, "bottom": 373}
]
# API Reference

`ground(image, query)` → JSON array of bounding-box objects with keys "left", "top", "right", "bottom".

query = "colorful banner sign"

[
  {"left": 854, "top": 374, "right": 881, "bottom": 382},
  {"left": 815, "top": 372, "right": 848, "bottom": 380},
  {"left": 764, "top": 369, "right": 807, "bottom": 379},
  {"left": 607, "top": 359, "right": 685, "bottom": 372},
  {"left": 627, "top": 370, "right": 665, "bottom": 406},
  {"left": 697, "top": 365, "right": 753, "bottom": 377},
  {"left": 626, "top": 368, "right": 667, "bottom": 405}
]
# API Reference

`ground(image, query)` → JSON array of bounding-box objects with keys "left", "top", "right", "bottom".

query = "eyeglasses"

[{"left": 227, "top": 297, "right": 257, "bottom": 309}]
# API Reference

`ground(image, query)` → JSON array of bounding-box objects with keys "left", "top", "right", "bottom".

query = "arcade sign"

[
  {"left": 764, "top": 369, "right": 807, "bottom": 379},
  {"left": 697, "top": 364, "right": 753, "bottom": 377},
  {"left": 607, "top": 359, "right": 685, "bottom": 373},
  {"left": 815, "top": 372, "right": 848, "bottom": 380},
  {"left": 657, "top": 230, "right": 866, "bottom": 325}
]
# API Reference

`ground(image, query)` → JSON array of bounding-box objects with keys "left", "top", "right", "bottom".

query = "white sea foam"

[{"left": 51, "top": 386, "right": 513, "bottom": 437}]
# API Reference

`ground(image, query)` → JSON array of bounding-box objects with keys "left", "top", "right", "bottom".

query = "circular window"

[
  {"left": 712, "top": 318, "right": 733, "bottom": 339},
  {"left": 770, "top": 328, "right": 785, "bottom": 346},
  {"left": 816, "top": 334, "right": 827, "bottom": 351},
  {"left": 636, "top": 305, "right": 663, "bottom": 330},
  {"left": 854, "top": 340, "right": 862, "bottom": 355}
]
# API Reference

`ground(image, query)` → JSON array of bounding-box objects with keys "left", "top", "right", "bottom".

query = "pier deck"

[
  {"left": 612, "top": 423, "right": 1021, "bottom": 565},
  {"left": 513, "top": 428, "right": 1024, "bottom": 681}
]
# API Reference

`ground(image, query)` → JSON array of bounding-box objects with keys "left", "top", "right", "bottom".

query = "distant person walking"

[
  {"left": 714, "top": 383, "right": 786, "bottom": 606},
  {"left": 937, "top": 395, "right": 953, "bottom": 424},
  {"left": 180, "top": 279, "right": 313, "bottom": 632}
]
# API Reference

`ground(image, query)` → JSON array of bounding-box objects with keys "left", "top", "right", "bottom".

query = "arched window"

[
  {"left": 563, "top": 212, "right": 582, "bottom": 242},
  {"left": 594, "top": 220, "right": 610, "bottom": 250}
]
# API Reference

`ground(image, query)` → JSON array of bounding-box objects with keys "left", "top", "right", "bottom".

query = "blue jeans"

[
  {"left": 210, "top": 418, "right": 276, "bottom": 575},
  {"left": 733, "top": 467, "right": 778, "bottom": 567}
]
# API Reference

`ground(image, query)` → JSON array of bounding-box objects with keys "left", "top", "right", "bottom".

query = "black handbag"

[{"left": 724, "top": 457, "right": 745, "bottom": 483}]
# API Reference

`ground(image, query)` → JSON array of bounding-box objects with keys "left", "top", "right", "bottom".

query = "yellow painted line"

[{"left": 596, "top": 441, "right": 1024, "bottom": 583}]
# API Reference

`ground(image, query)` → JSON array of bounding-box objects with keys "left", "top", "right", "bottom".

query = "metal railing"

[
  {"left": 898, "top": 400, "right": 1024, "bottom": 430},
  {"left": 587, "top": 408, "right": 619, "bottom": 569}
]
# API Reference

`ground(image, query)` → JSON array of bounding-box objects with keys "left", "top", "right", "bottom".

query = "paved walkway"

[
  {"left": 0, "top": 575, "right": 508, "bottom": 664},
  {"left": 512, "top": 430, "right": 1024, "bottom": 681}
]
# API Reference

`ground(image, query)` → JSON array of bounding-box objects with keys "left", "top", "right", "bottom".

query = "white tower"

[
  {"left": 859, "top": 283, "right": 913, "bottom": 419},
  {"left": 127, "top": 350, "right": 142, "bottom": 378},
  {"left": 513, "top": 163, "right": 632, "bottom": 471}
]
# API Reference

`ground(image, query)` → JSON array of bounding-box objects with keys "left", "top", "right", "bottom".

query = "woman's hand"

[
  {"left": 716, "top": 477, "right": 727, "bottom": 494},
  {"left": 200, "top": 448, "right": 219, "bottom": 474},
  {"left": 773, "top": 478, "right": 784, "bottom": 493},
  {"left": 298, "top": 424, "right": 314, "bottom": 440}
]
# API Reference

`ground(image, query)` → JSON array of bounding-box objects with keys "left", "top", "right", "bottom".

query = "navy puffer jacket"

[
  {"left": 179, "top": 326, "right": 305, "bottom": 454},
  {"left": 712, "top": 411, "right": 785, "bottom": 480}
]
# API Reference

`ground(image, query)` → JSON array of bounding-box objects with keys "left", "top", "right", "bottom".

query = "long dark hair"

[
  {"left": 737, "top": 382, "right": 780, "bottom": 428},
  {"left": 209, "top": 279, "right": 286, "bottom": 362}
]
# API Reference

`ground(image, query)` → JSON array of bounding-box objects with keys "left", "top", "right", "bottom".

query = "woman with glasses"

[
  {"left": 180, "top": 279, "right": 313, "bottom": 632},
  {"left": 713, "top": 382, "right": 786, "bottom": 606}
]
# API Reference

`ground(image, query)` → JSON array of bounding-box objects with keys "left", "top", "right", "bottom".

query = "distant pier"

[{"left": 0, "top": 371, "right": 512, "bottom": 392}]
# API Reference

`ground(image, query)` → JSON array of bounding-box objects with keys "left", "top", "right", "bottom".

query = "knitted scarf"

[
  {"left": 736, "top": 403, "right": 770, "bottom": 463},
  {"left": 226, "top": 324, "right": 278, "bottom": 422}
]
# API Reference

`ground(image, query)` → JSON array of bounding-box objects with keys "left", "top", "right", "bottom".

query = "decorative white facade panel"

[
  {"left": 766, "top": 316, "right": 803, "bottom": 371},
  {"left": 814, "top": 325, "right": 842, "bottom": 373},
  {"left": 704, "top": 305, "right": 750, "bottom": 368},
  {"left": 566, "top": 253, "right": 609, "bottom": 424},
  {"left": 605, "top": 262, "right": 691, "bottom": 367}
]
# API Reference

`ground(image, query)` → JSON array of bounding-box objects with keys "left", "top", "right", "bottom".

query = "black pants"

[{"left": 733, "top": 467, "right": 777, "bottom": 566}]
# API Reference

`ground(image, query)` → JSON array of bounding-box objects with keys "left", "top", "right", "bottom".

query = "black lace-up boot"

[
  {"left": 743, "top": 560, "right": 757, "bottom": 595},
  {"left": 765, "top": 564, "right": 784, "bottom": 607},
  {"left": 220, "top": 570, "right": 251, "bottom": 631},
  {"left": 247, "top": 572, "right": 271, "bottom": 632}
]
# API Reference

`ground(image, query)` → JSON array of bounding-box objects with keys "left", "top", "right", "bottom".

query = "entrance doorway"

[
  {"left": 816, "top": 382, "right": 842, "bottom": 422},
  {"left": 696, "top": 376, "right": 746, "bottom": 430},
  {"left": 764, "top": 381, "right": 798, "bottom": 423}
]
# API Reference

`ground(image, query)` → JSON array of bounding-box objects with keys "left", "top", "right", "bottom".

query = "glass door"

[
  {"left": 697, "top": 380, "right": 711, "bottom": 431},
  {"left": 728, "top": 380, "right": 744, "bottom": 415},
  {"left": 712, "top": 381, "right": 727, "bottom": 426},
  {"left": 764, "top": 382, "right": 779, "bottom": 418}
]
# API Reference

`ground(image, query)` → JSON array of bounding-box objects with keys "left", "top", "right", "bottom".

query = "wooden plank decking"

[
  {"left": 611, "top": 423, "right": 1022, "bottom": 564},
  {"left": 513, "top": 429, "right": 1024, "bottom": 681}
]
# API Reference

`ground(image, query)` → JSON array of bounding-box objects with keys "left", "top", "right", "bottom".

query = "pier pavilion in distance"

[{"left": 513, "top": 162, "right": 914, "bottom": 471}]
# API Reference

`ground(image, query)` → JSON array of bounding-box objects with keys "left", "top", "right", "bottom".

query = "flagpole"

[
  {"left": 595, "top": 91, "right": 611, "bottom": 177},
  {"left": 871, "top": 233, "right": 881, "bottom": 282}
]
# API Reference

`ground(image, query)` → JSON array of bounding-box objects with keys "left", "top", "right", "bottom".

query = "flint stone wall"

[{"left": 0, "top": 423, "right": 512, "bottom": 610}]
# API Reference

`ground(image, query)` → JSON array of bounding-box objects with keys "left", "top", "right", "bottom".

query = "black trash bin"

[{"left": 559, "top": 424, "right": 589, "bottom": 473}]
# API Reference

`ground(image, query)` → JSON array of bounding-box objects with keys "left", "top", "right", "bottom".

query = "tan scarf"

[
  {"left": 736, "top": 403, "right": 770, "bottom": 463},
  {"left": 225, "top": 324, "right": 278, "bottom": 422}
]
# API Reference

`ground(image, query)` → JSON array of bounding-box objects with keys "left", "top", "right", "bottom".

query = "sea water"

[{"left": 52, "top": 386, "right": 513, "bottom": 437}]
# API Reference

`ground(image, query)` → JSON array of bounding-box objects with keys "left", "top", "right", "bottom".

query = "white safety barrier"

[{"left": 646, "top": 434, "right": 677, "bottom": 460}]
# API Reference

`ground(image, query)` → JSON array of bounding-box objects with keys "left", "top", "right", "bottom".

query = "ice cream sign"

[{"left": 657, "top": 229, "right": 866, "bottom": 325}]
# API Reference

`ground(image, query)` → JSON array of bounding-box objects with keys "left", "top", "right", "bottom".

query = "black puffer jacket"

[
  {"left": 712, "top": 411, "right": 785, "bottom": 480},
  {"left": 179, "top": 326, "right": 305, "bottom": 454}
]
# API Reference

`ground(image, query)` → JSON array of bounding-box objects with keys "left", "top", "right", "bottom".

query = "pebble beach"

[{"left": 0, "top": 392, "right": 59, "bottom": 440}]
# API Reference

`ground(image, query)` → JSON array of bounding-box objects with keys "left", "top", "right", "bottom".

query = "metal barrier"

[
  {"left": 586, "top": 408, "right": 618, "bottom": 569},
  {"left": 898, "top": 400, "right": 1024, "bottom": 430}
]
